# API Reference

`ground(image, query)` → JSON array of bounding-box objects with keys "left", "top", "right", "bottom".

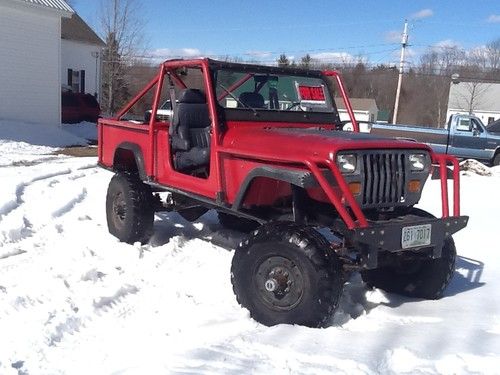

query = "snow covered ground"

[{"left": 1, "top": 125, "right": 499, "bottom": 374}]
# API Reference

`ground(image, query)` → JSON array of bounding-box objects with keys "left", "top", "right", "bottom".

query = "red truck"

[{"left": 98, "top": 58, "right": 468, "bottom": 327}]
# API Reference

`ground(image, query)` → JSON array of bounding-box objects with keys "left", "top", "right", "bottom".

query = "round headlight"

[
  {"left": 337, "top": 154, "right": 357, "bottom": 173},
  {"left": 409, "top": 154, "right": 425, "bottom": 171}
]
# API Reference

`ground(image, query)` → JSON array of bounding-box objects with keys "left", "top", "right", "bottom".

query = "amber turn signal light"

[
  {"left": 348, "top": 182, "right": 362, "bottom": 195},
  {"left": 408, "top": 180, "right": 421, "bottom": 193}
]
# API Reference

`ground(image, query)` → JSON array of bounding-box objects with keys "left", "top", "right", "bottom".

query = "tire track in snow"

[
  {"left": 0, "top": 165, "right": 96, "bottom": 248},
  {"left": 42, "top": 283, "right": 141, "bottom": 348},
  {"left": 0, "top": 168, "right": 71, "bottom": 220},
  {"left": 52, "top": 188, "right": 87, "bottom": 218}
]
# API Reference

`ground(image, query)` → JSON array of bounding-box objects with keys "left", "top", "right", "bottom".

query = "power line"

[{"left": 159, "top": 19, "right": 399, "bottom": 33}]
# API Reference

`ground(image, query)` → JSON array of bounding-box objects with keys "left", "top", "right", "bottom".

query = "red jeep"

[{"left": 98, "top": 59, "right": 468, "bottom": 327}]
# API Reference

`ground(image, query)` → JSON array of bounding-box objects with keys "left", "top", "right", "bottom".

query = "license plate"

[{"left": 401, "top": 224, "right": 432, "bottom": 249}]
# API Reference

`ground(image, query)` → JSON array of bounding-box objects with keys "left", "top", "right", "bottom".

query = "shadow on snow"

[{"left": 147, "top": 211, "right": 485, "bottom": 326}]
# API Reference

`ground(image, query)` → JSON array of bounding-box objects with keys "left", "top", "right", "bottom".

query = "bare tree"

[
  {"left": 486, "top": 38, "right": 500, "bottom": 71},
  {"left": 452, "top": 81, "right": 491, "bottom": 115},
  {"left": 99, "top": 0, "right": 145, "bottom": 115},
  {"left": 416, "top": 46, "right": 470, "bottom": 125}
]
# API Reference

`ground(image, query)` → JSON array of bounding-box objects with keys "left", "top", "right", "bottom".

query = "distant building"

[
  {"left": 0, "top": 0, "right": 73, "bottom": 124},
  {"left": 335, "top": 98, "right": 379, "bottom": 123},
  {"left": 61, "top": 13, "right": 105, "bottom": 99},
  {"left": 376, "top": 109, "right": 390, "bottom": 123},
  {"left": 447, "top": 82, "right": 500, "bottom": 125}
]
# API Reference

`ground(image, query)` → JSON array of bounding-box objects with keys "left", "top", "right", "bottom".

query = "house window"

[{"left": 67, "top": 69, "right": 85, "bottom": 93}]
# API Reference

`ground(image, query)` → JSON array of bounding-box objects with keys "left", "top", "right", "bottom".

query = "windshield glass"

[
  {"left": 214, "top": 69, "right": 335, "bottom": 113},
  {"left": 487, "top": 119, "right": 500, "bottom": 133}
]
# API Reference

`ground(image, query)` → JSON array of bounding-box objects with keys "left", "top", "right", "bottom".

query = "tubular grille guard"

[
  {"left": 305, "top": 152, "right": 462, "bottom": 230},
  {"left": 306, "top": 158, "right": 368, "bottom": 230},
  {"left": 362, "top": 152, "right": 406, "bottom": 206},
  {"left": 432, "top": 153, "right": 460, "bottom": 217}
]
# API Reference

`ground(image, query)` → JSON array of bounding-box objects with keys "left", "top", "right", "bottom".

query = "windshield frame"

[{"left": 209, "top": 64, "right": 341, "bottom": 125}]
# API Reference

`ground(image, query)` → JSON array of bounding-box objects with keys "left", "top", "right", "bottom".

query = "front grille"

[{"left": 361, "top": 152, "right": 406, "bottom": 207}]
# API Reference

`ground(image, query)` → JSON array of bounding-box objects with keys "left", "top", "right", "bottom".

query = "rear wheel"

[
  {"left": 106, "top": 172, "right": 154, "bottom": 244},
  {"left": 493, "top": 153, "right": 500, "bottom": 166},
  {"left": 231, "top": 222, "right": 344, "bottom": 327}
]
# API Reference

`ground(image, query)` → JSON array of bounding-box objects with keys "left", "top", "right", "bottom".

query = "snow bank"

[
  {"left": 0, "top": 119, "right": 89, "bottom": 147},
  {"left": 0, "top": 140, "right": 59, "bottom": 167},
  {"left": 61, "top": 121, "right": 97, "bottom": 143},
  {"left": 459, "top": 159, "right": 493, "bottom": 176}
]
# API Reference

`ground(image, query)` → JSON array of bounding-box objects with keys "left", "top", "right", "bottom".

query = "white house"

[
  {"left": 335, "top": 98, "right": 379, "bottom": 123},
  {"left": 61, "top": 14, "right": 105, "bottom": 99},
  {"left": 447, "top": 82, "right": 500, "bottom": 125},
  {"left": 0, "top": 0, "right": 73, "bottom": 125}
]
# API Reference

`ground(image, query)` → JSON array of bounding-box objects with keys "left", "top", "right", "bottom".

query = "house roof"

[
  {"left": 14, "top": 0, "right": 73, "bottom": 13},
  {"left": 62, "top": 13, "right": 105, "bottom": 46},
  {"left": 448, "top": 82, "right": 500, "bottom": 113},
  {"left": 335, "top": 98, "right": 378, "bottom": 112}
]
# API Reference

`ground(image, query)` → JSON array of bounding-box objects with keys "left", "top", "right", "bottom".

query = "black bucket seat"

[{"left": 169, "top": 89, "right": 211, "bottom": 171}]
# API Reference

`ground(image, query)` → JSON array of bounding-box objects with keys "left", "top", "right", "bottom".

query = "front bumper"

[{"left": 346, "top": 215, "right": 469, "bottom": 269}]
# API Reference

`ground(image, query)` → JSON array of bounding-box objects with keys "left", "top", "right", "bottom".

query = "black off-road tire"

[
  {"left": 106, "top": 172, "right": 154, "bottom": 244},
  {"left": 218, "top": 212, "right": 259, "bottom": 233},
  {"left": 361, "top": 208, "right": 456, "bottom": 299},
  {"left": 231, "top": 222, "right": 344, "bottom": 327},
  {"left": 361, "top": 238, "right": 456, "bottom": 299}
]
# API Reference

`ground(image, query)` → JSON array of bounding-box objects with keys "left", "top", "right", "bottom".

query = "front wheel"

[
  {"left": 361, "top": 237, "right": 456, "bottom": 299},
  {"left": 106, "top": 172, "right": 154, "bottom": 244},
  {"left": 231, "top": 222, "right": 344, "bottom": 327}
]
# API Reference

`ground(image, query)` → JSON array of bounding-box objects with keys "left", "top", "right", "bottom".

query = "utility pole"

[{"left": 392, "top": 20, "right": 409, "bottom": 124}]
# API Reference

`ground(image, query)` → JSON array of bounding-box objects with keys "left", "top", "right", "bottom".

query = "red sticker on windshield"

[{"left": 297, "top": 85, "right": 326, "bottom": 101}]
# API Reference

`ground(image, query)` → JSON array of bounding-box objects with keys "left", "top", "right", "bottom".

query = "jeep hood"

[{"left": 222, "top": 126, "right": 431, "bottom": 161}]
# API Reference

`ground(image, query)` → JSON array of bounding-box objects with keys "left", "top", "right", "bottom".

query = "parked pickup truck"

[{"left": 371, "top": 114, "right": 500, "bottom": 166}]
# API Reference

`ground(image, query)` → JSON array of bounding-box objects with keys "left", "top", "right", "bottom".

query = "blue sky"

[{"left": 74, "top": 0, "right": 499, "bottom": 66}]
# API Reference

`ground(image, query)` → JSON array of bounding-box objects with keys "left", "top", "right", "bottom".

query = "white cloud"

[
  {"left": 145, "top": 48, "right": 207, "bottom": 64},
  {"left": 410, "top": 8, "right": 434, "bottom": 20},
  {"left": 390, "top": 48, "right": 416, "bottom": 62},
  {"left": 433, "top": 39, "right": 460, "bottom": 50},
  {"left": 385, "top": 30, "right": 402, "bottom": 43},
  {"left": 150, "top": 48, "right": 204, "bottom": 59},
  {"left": 487, "top": 14, "right": 500, "bottom": 23},
  {"left": 151, "top": 48, "right": 203, "bottom": 59},
  {"left": 310, "top": 52, "right": 354, "bottom": 63},
  {"left": 244, "top": 50, "right": 272, "bottom": 58}
]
